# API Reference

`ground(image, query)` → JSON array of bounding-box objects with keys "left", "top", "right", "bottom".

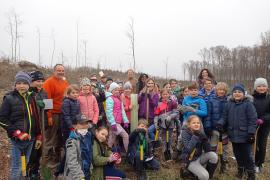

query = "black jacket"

[
  {"left": 253, "top": 91, "right": 270, "bottom": 126},
  {"left": 0, "top": 90, "right": 41, "bottom": 139}
]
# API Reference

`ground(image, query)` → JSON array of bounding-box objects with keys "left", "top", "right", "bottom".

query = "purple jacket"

[{"left": 138, "top": 92, "right": 159, "bottom": 120}]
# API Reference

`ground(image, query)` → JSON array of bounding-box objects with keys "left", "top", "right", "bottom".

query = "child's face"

[
  {"left": 31, "top": 80, "right": 43, "bottom": 90},
  {"left": 256, "top": 85, "right": 268, "bottom": 94},
  {"left": 15, "top": 82, "right": 29, "bottom": 94},
  {"left": 183, "top": 88, "right": 189, "bottom": 97},
  {"left": 81, "top": 85, "right": 91, "bottom": 94},
  {"left": 161, "top": 91, "right": 169, "bottom": 100},
  {"left": 204, "top": 80, "right": 213, "bottom": 91},
  {"left": 124, "top": 88, "right": 132, "bottom": 96},
  {"left": 138, "top": 123, "right": 148, "bottom": 132},
  {"left": 189, "top": 118, "right": 201, "bottom": 131},
  {"left": 164, "top": 84, "right": 171, "bottom": 92},
  {"left": 216, "top": 88, "right": 226, "bottom": 97},
  {"left": 69, "top": 90, "right": 79, "bottom": 100},
  {"left": 96, "top": 129, "right": 108, "bottom": 143},
  {"left": 146, "top": 80, "right": 154, "bottom": 91},
  {"left": 112, "top": 87, "right": 120, "bottom": 96},
  {"left": 76, "top": 122, "right": 90, "bottom": 129},
  {"left": 170, "top": 81, "right": 177, "bottom": 90},
  {"left": 189, "top": 88, "right": 198, "bottom": 97},
  {"left": 233, "top": 90, "right": 244, "bottom": 101}
]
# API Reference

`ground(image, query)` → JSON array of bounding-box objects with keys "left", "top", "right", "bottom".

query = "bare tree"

[
  {"left": 126, "top": 17, "right": 136, "bottom": 72},
  {"left": 37, "top": 27, "right": 41, "bottom": 65},
  {"left": 82, "top": 40, "right": 87, "bottom": 67},
  {"left": 164, "top": 57, "right": 168, "bottom": 81}
]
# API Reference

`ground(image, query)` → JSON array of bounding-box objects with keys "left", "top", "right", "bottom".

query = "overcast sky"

[{"left": 0, "top": 0, "right": 270, "bottom": 79}]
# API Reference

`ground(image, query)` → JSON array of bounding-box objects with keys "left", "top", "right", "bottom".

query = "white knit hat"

[
  {"left": 109, "top": 82, "right": 120, "bottom": 92},
  {"left": 123, "top": 81, "right": 132, "bottom": 90},
  {"left": 254, "top": 78, "right": 268, "bottom": 90},
  {"left": 80, "top": 77, "right": 91, "bottom": 87}
]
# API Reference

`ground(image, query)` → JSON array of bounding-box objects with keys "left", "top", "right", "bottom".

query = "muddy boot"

[
  {"left": 236, "top": 167, "right": 245, "bottom": 179},
  {"left": 246, "top": 170, "right": 256, "bottom": 180},
  {"left": 136, "top": 170, "right": 147, "bottom": 180},
  {"left": 206, "top": 162, "right": 218, "bottom": 179}
]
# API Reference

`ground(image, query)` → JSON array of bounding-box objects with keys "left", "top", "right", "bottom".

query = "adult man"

[{"left": 43, "top": 64, "right": 69, "bottom": 172}]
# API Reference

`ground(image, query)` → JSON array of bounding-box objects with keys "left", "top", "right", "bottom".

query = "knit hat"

[
  {"left": 30, "top": 71, "right": 44, "bottom": 82},
  {"left": 106, "top": 77, "right": 113, "bottom": 82},
  {"left": 123, "top": 81, "right": 132, "bottom": 90},
  {"left": 15, "top": 71, "right": 32, "bottom": 85},
  {"left": 254, "top": 78, "right": 268, "bottom": 90},
  {"left": 76, "top": 114, "right": 90, "bottom": 124},
  {"left": 80, "top": 77, "right": 91, "bottom": 87},
  {"left": 232, "top": 83, "right": 245, "bottom": 94},
  {"left": 109, "top": 82, "right": 120, "bottom": 92}
]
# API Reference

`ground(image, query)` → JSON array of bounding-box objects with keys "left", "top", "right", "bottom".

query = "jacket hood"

[
  {"left": 228, "top": 94, "right": 254, "bottom": 103},
  {"left": 105, "top": 91, "right": 112, "bottom": 98}
]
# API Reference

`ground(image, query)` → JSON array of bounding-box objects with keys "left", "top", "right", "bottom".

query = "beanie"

[
  {"left": 30, "top": 71, "right": 44, "bottom": 82},
  {"left": 80, "top": 77, "right": 91, "bottom": 87},
  {"left": 254, "top": 78, "right": 268, "bottom": 90},
  {"left": 15, "top": 71, "right": 32, "bottom": 85},
  {"left": 109, "top": 82, "right": 120, "bottom": 93},
  {"left": 123, "top": 81, "right": 132, "bottom": 90},
  {"left": 232, "top": 83, "right": 245, "bottom": 94}
]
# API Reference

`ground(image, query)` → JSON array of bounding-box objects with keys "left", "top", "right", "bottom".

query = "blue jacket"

[
  {"left": 182, "top": 95, "right": 207, "bottom": 121},
  {"left": 61, "top": 97, "right": 81, "bottom": 130},
  {"left": 217, "top": 97, "right": 257, "bottom": 143},
  {"left": 180, "top": 126, "right": 211, "bottom": 163},
  {"left": 198, "top": 88, "right": 216, "bottom": 103},
  {"left": 205, "top": 95, "right": 228, "bottom": 130}
]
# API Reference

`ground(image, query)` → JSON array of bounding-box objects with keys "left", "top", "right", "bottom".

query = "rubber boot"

[
  {"left": 236, "top": 167, "right": 245, "bottom": 179},
  {"left": 206, "top": 162, "right": 218, "bottom": 179},
  {"left": 136, "top": 170, "right": 147, "bottom": 180},
  {"left": 246, "top": 170, "right": 256, "bottom": 180}
]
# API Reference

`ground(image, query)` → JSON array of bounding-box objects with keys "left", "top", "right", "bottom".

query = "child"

[
  {"left": 78, "top": 77, "right": 99, "bottom": 125},
  {"left": 169, "top": 79, "right": 181, "bottom": 100},
  {"left": 122, "top": 81, "right": 133, "bottom": 123},
  {"left": 205, "top": 82, "right": 229, "bottom": 173},
  {"left": 163, "top": 82, "right": 178, "bottom": 102},
  {"left": 28, "top": 71, "right": 48, "bottom": 179},
  {"left": 198, "top": 78, "right": 216, "bottom": 103},
  {"left": 181, "top": 82, "right": 207, "bottom": 122},
  {"left": 57, "top": 84, "right": 81, "bottom": 175},
  {"left": 252, "top": 78, "right": 270, "bottom": 173},
  {"left": 180, "top": 115, "right": 218, "bottom": 180},
  {"left": 91, "top": 126, "right": 126, "bottom": 180},
  {"left": 138, "top": 78, "right": 159, "bottom": 125},
  {"left": 127, "top": 119, "right": 160, "bottom": 180},
  {"left": 153, "top": 89, "right": 179, "bottom": 160},
  {"left": 64, "top": 114, "right": 93, "bottom": 180},
  {"left": 216, "top": 84, "right": 257, "bottom": 179},
  {"left": 106, "top": 82, "right": 129, "bottom": 152},
  {"left": 0, "top": 71, "right": 42, "bottom": 179}
]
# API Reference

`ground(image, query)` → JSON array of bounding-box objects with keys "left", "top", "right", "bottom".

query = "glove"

[
  {"left": 113, "top": 152, "right": 121, "bottom": 164},
  {"left": 108, "top": 153, "right": 118, "bottom": 162},
  {"left": 247, "top": 134, "right": 255, "bottom": 144},
  {"left": 111, "top": 124, "right": 117, "bottom": 132},
  {"left": 215, "top": 124, "right": 224, "bottom": 133},
  {"left": 13, "top": 130, "right": 30, "bottom": 141},
  {"left": 256, "top": 119, "right": 264, "bottom": 125},
  {"left": 48, "top": 117, "right": 53, "bottom": 126},
  {"left": 35, "top": 140, "right": 42, "bottom": 149},
  {"left": 36, "top": 100, "right": 45, "bottom": 109},
  {"left": 123, "top": 123, "right": 129, "bottom": 129},
  {"left": 193, "top": 130, "right": 208, "bottom": 141},
  {"left": 165, "top": 116, "right": 172, "bottom": 124},
  {"left": 205, "top": 128, "right": 213, "bottom": 137}
]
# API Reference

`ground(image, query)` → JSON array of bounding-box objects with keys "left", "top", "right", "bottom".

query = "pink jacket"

[{"left": 78, "top": 93, "right": 99, "bottom": 124}]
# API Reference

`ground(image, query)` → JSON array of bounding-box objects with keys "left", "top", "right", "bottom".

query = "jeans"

[
  {"left": 10, "top": 139, "right": 34, "bottom": 179},
  {"left": 255, "top": 125, "right": 270, "bottom": 166},
  {"left": 232, "top": 143, "right": 255, "bottom": 171},
  {"left": 133, "top": 152, "right": 160, "bottom": 172},
  {"left": 210, "top": 130, "right": 229, "bottom": 161},
  {"left": 148, "top": 124, "right": 156, "bottom": 140},
  {"left": 104, "top": 164, "right": 126, "bottom": 178},
  {"left": 108, "top": 123, "right": 129, "bottom": 152}
]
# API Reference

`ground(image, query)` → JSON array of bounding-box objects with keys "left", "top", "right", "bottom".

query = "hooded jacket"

[
  {"left": 253, "top": 91, "right": 270, "bottom": 126},
  {"left": 182, "top": 95, "right": 207, "bottom": 121}
]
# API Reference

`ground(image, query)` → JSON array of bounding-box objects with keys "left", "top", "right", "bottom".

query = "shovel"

[
  {"left": 164, "top": 119, "right": 171, "bottom": 161},
  {"left": 218, "top": 132, "right": 224, "bottom": 174}
]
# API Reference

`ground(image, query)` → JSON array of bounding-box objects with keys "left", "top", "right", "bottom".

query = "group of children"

[{"left": 0, "top": 68, "right": 269, "bottom": 180}]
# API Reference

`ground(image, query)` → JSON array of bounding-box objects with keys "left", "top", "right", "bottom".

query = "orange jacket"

[{"left": 43, "top": 76, "right": 69, "bottom": 119}]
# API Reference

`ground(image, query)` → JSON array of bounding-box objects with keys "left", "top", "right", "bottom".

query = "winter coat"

[
  {"left": 94, "top": 87, "right": 106, "bottom": 118},
  {"left": 64, "top": 131, "right": 93, "bottom": 180},
  {"left": 182, "top": 95, "right": 207, "bottom": 121},
  {"left": 205, "top": 95, "right": 228, "bottom": 130},
  {"left": 122, "top": 94, "right": 131, "bottom": 122},
  {"left": 91, "top": 138, "right": 112, "bottom": 180},
  {"left": 253, "top": 91, "right": 270, "bottom": 126},
  {"left": 105, "top": 92, "right": 128, "bottom": 125},
  {"left": 138, "top": 92, "right": 159, "bottom": 120},
  {"left": 61, "top": 97, "right": 81, "bottom": 130},
  {"left": 0, "top": 90, "right": 41, "bottom": 140},
  {"left": 78, "top": 93, "right": 99, "bottom": 124},
  {"left": 127, "top": 128, "right": 152, "bottom": 164},
  {"left": 180, "top": 126, "right": 211, "bottom": 163},
  {"left": 198, "top": 88, "right": 216, "bottom": 103},
  {"left": 217, "top": 96, "right": 257, "bottom": 143},
  {"left": 154, "top": 99, "right": 179, "bottom": 129}
]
